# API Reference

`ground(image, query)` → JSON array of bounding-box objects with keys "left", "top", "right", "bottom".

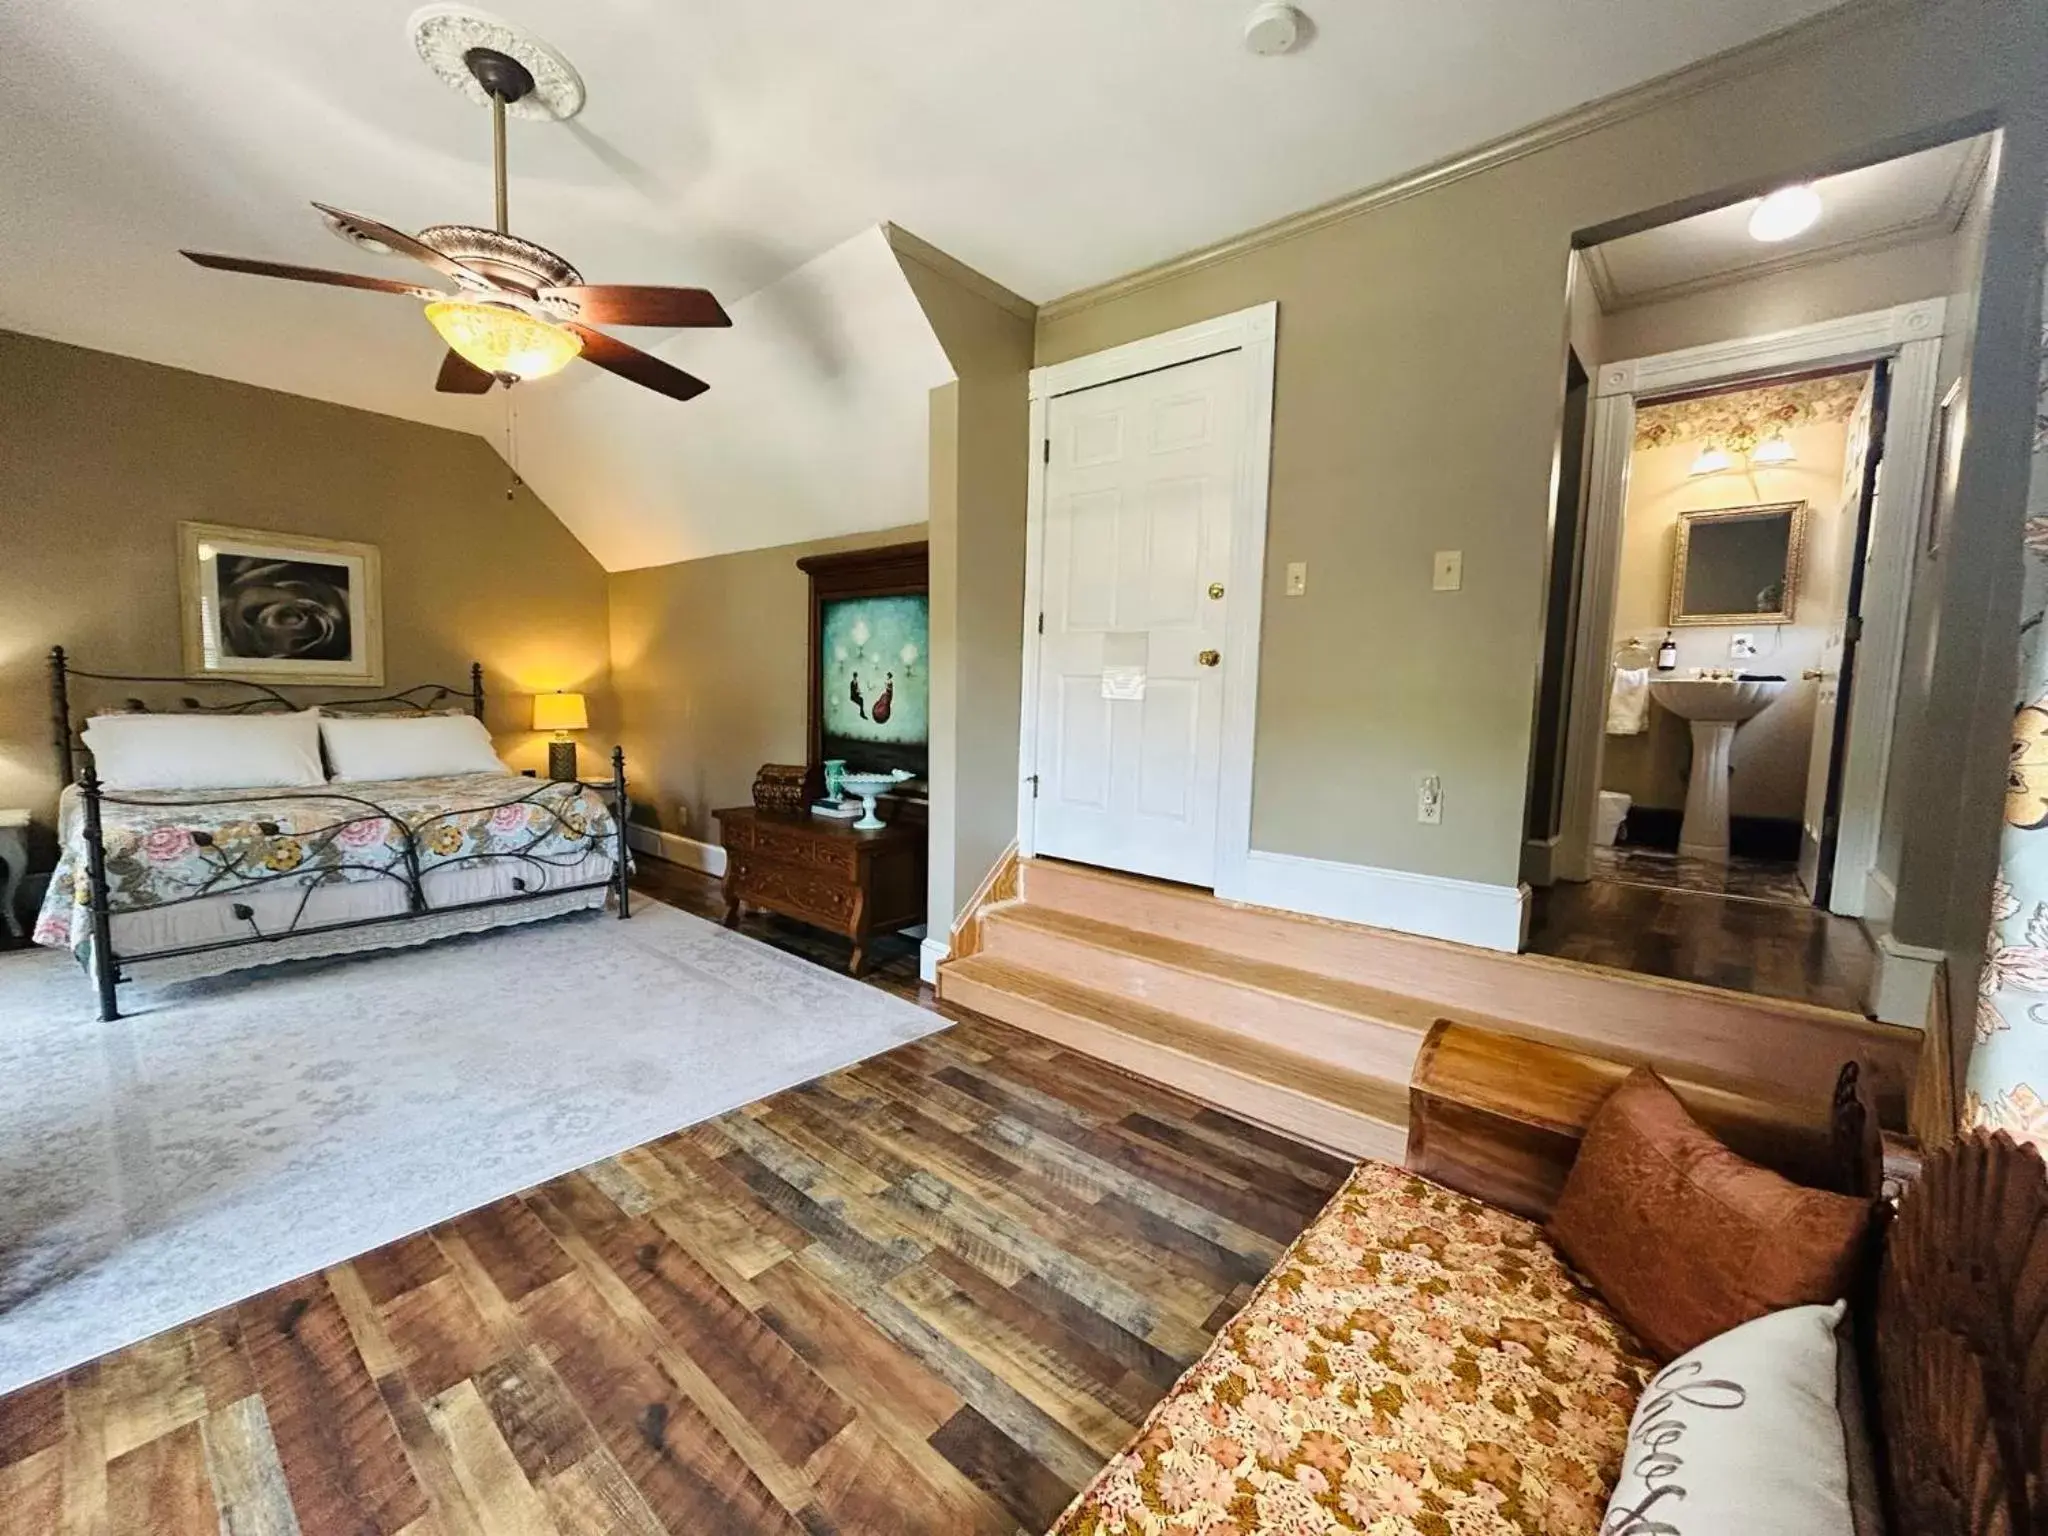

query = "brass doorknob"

[
  {"left": 1198, "top": 650, "right": 1221, "bottom": 667},
  {"left": 1207, "top": 582, "right": 1226, "bottom": 600},
  {"left": 1801, "top": 668, "right": 1826, "bottom": 681}
]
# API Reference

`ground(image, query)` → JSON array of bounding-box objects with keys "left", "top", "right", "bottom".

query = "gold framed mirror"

[{"left": 1669, "top": 501, "right": 1807, "bottom": 626}]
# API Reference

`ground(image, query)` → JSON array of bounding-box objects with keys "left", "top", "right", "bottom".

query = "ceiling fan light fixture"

[{"left": 425, "top": 299, "right": 581, "bottom": 381}]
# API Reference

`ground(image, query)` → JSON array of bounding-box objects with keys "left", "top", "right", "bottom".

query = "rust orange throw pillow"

[{"left": 1548, "top": 1067, "right": 1877, "bottom": 1361}]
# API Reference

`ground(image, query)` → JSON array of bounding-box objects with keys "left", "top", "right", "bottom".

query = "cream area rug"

[{"left": 0, "top": 900, "right": 945, "bottom": 1394}]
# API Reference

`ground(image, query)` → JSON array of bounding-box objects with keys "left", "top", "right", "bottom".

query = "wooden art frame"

[
  {"left": 795, "top": 540, "right": 929, "bottom": 776},
  {"left": 1668, "top": 500, "right": 1808, "bottom": 626},
  {"left": 178, "top": 521, "right": 385, "bottom": 687}
]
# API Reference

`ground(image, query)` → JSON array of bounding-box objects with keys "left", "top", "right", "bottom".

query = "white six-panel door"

[{"left": 1031, "top": 350, "right": 1246, "bottom": 887}]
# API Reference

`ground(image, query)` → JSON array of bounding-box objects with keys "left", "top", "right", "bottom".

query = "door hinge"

[
  {"left": 1845, "top": 613, "right": 1864, "bottom": 644},
  {"left": 1026, "top": 774, "right": 1040, "bottom": 798},
  {"left": 1043, "top": 439, "right": 1051, "bottom": 464},
  {"left": 1037, "top": 612, "right": 1044, "bottom": 634}
]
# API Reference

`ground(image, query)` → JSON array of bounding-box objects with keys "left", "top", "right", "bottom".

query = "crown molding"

[
  {"left": 884, "top": 223, "right": 1038, "bottom": 322},
  {"left": 1037, "top": 0, "right": 1895, "bottom": 325}
]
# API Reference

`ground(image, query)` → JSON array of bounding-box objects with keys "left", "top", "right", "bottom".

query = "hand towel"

[{"left": 1607, "top": 666, "right": 1651, "bottom": 735}]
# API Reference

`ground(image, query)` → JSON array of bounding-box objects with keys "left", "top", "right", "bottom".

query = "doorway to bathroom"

[{"left": 1522, "top": 130, "right": 1995, "bottom": 1014}]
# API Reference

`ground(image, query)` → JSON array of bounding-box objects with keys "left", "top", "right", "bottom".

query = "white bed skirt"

[{"left": 92, "top": 849, "right": 616, "bottom": 987}]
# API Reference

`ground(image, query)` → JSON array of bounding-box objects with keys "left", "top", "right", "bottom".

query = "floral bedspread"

[
  {"left": 34, "top": 771, "right": 617, "bottom": 952},
  {"left": 1049, "top": 1160, "right": 1654, "bottom": 1536}
]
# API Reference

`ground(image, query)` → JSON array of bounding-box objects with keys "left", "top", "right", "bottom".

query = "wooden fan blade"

[
  {"left": 435, "top": 350, "right": 496, "bottom": 394},
  {"left": 567, "top": 324, "right": 710, "bottom": 402},
  {"left": 309, "top": 204, "right": 494, "bottom": 289},
  {"left": 539, "top": 284, "right": 730, "bottom": 328},
  {"left": 181, "top": 250, "right": 443, "bottom": 299}
]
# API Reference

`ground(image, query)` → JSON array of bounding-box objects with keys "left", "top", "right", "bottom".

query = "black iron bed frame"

[{"left": 48, "top": 646, "right": 631, "bottom": 1021}]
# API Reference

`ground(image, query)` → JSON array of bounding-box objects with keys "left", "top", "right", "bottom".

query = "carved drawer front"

[
  {"left": 750, "top": 822, "right": 857, "bottom": 874},
  {"left": 722, "top": 818, "right": 757, "bottom": 852},
  {"left": 731, "top": 858, "right": 857, "bottom": 928}
]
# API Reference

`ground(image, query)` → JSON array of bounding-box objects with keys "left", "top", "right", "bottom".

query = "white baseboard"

[
  {"left": 626, "top": 824, "right": 728, "bottom": 878},
  {"left": 1872, "top": 930, "right": 1942, "bottom": 1028},
  {"left": 919, "top": 936, "right": 950, "bottom": 985},
  {"left": 1521, "top": 836, "right": 1559, "bottom": 887},
  {"left": 1227, "top": 849, "right": 1529, "bottom": 953}
]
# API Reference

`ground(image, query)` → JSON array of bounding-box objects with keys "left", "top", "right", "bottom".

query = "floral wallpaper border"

[{"left": 1633, "top": 371, "right": 1870, "bottom": 452}]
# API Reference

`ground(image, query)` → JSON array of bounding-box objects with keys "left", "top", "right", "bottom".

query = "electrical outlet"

[
  {"left": 675, "top": 803, "right": 690, "bottom": 832},
  {"left": 1418, "top": 774, "right": 1443, "bottom": 825},
  {"left": 1730, "top": 633, "right": 1758, "bottom": 660},
  {"left": 1432, "top": 551, "right": 1462, "bottom": 592},
  {"left": 1285, "top": 561, "right": 1308, "bottom": 597}
]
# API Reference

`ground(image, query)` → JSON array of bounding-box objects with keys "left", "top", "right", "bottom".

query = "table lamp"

[{"left": 533, "top": 691, "right": 589, "bottom": 781}]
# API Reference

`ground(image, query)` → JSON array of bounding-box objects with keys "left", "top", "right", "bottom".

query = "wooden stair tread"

[
  {"left": 943, "top": 954, "right": 1411, "bottom": 1128},
  {"left": 1028, "top": 857, "right": 1886, "bottom": 1029},
  {"left": 984, "top": 903, "right": 1442, "bottom": 1032}
]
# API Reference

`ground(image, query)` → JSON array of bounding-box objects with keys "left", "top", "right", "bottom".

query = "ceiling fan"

[{"left": 180, "top": 45, "right": 728, "bottom": 403}]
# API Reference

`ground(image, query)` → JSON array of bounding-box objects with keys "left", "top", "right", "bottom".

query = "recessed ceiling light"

[
  {"left": 1244, "top": 3, "right": 1305, "bottom": 56},
  {"left": 1748, "top": 185, "right": 1822, "bottom": 243}
]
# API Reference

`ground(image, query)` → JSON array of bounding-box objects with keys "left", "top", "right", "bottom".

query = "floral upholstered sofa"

[
  {"left": 1048, "top": 1024, "right": 1887, "bottom": 1536},
  {"left": 1048, "top": 1158, "right": 1654, "bottom": 1536}
]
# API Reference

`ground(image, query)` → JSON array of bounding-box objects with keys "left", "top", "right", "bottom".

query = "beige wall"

[
  {"left": 605, "top": 524, "right": 927, "bottom": 839},
  {"left": 0, "top": 330, "right": 613, "bottom": 843},
  {"left": 892, "top": 239, "right": 1036, "bottom": 931},
  {"left": 1601, "top": 411, "right": 1855, "bottom": 820},
  {"left": 1036, "top": 2, "right": 2047, "bottom": 903}
]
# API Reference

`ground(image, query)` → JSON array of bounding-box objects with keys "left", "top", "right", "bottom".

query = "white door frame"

[
  {"left": 1018, "top": 301, "right": 1278, "bottom": 897},
  {"left": 1557, "top": 297, "right": 1948, "bottom": 917}
]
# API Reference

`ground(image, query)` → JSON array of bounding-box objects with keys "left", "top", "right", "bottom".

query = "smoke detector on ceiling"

[
  {"left": 1244, "top": 3, "right": 1307, "bottom": 56},
  {"left": 407, "top": 4, "right": 585, "bottom": 120}
]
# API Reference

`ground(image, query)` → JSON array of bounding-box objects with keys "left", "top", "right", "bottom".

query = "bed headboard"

[
  {"left": 1874, "top": 1128, "right": 2048, "bottom": 1536},
  {"left": 48, "top": 646, "right": 485, "bottom": 785}
]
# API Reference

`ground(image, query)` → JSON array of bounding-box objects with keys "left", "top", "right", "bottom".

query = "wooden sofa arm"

[{"left": 1406, "top": 1020, "right": 1856, "bottom": 1221}]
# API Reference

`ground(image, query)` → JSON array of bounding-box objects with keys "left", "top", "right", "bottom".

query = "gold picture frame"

[
  {"left": 1668, "top": 501, "right": 1807, "bottom": 627},
  {"left": 177, "top": 521, "right": 385, "bottom": 686}
]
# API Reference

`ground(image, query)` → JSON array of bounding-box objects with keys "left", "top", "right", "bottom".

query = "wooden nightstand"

[{"left": 713, "top": 806, "right": 926, "bottom": 976}]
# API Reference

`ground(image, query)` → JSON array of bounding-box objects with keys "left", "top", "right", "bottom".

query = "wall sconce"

[
  {"left": 1689, "top": 445, "right": 1733, "bottom": 477},
  {"left": 1749, "top": 432, "right": 1797, "bottom": 467}
]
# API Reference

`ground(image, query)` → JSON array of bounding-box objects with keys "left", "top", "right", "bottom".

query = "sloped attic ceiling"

[
  {"left": 1, "top": 0, "right": 1846, "bottom": 569},
  {"left": 512, "top": 226, "right": 955, "bottom": 571}
]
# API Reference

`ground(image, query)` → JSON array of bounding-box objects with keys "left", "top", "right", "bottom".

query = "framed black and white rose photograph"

[{"left": 177, "top": 522, "right": 384, "bottom": 686}]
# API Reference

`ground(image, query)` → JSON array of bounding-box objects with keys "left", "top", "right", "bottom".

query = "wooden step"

[
  {"left": 1019, "top": 856, "right": 1920, "bottom": 1124},
  {"left": 937, "top": 954, "right": 1409, "bottom": 1164},
  {"left": 978, "top": 903, "right": 1432, "bottom": 1087}
]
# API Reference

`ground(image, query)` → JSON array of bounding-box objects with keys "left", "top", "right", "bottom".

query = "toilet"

[{"left": 1595, "top": 790, "right": 1631, "bottom": 847}]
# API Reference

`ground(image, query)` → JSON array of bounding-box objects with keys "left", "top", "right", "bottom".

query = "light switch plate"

[
  {"left": 1432, "top": 551, "right": 1462, "bottom": 591},
  {"left": 1285, "top": 561, "right": 1308, "bottom": 597}
]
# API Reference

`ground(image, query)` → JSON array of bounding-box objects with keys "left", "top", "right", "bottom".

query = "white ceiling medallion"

[
  {"left": 1244, "top": 3, "right": 1306, "bottom": 56},
  {"left": 408, "top": 5, "right": 585, "bottom": 121}
]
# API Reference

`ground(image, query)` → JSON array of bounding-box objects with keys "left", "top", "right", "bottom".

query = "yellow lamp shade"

[
  {"left": 425, "top": 299, "right": 583, "bottom": 382},
  {"left": 532, "top": 691, "right": 589, "bottom": 733}
]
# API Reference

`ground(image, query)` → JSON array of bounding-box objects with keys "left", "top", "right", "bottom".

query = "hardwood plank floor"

[
  {"left": 0, "top": 861, "right": 1351, "bottom": 1534},
  {"left": 1526, "top": 874, "right": 1875, "bottom": 1013}
]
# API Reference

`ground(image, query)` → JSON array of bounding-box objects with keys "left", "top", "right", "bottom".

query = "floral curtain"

[{"left": 1964, "top": 221, "right": 2048, "bottom": 1142}]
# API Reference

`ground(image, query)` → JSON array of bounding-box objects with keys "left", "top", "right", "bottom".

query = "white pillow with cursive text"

[{"left": 1601, "top": 1300, "right": 1853, "bottom": 1535}]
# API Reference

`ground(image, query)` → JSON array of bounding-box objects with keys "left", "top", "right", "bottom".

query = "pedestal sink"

[{"left": 1648, "top": 678, "right": 1787, "bottom": 863}]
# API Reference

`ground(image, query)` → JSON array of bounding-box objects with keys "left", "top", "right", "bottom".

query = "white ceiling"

[
  {"left": 1, "top": 0, "right": 1847, "bottom": 566},
  {"left": 1586, "top": 135, "right": 1992, "bottom": 309}
]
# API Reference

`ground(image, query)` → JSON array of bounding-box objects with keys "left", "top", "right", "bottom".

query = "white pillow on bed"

[
  {"left": 318, "top": 713, "right": 510, "bottom": 781},
  {"left": 82, "top": 710, "right": 326, "bottom": 791}
]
